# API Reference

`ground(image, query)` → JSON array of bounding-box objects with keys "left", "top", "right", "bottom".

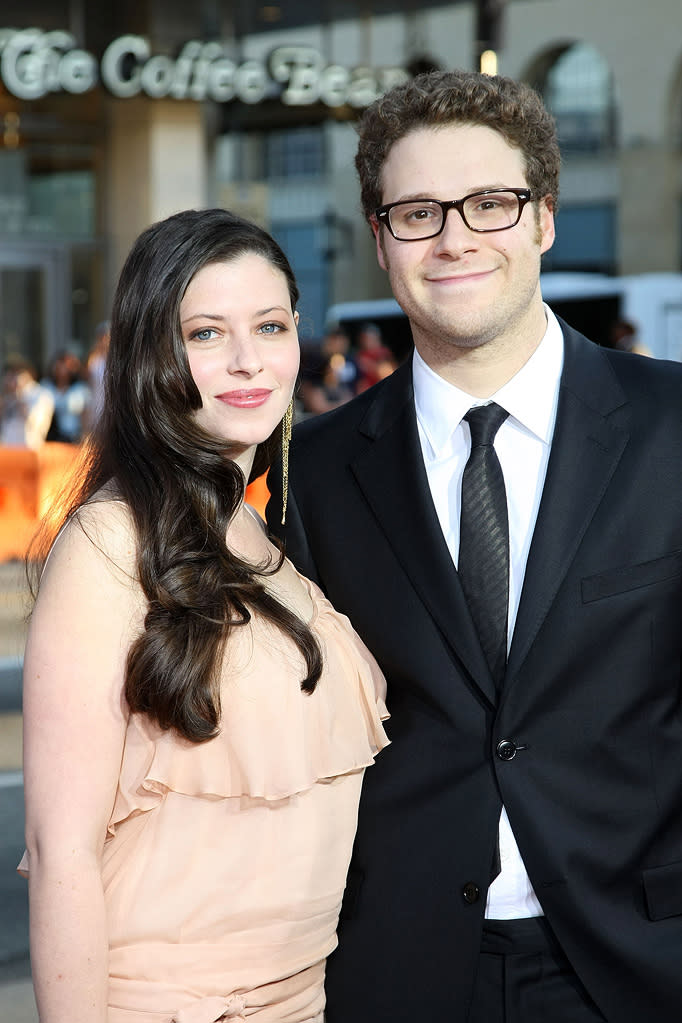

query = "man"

[{"left": 267, "top": 70, "right": 682, "bottom": 1022}]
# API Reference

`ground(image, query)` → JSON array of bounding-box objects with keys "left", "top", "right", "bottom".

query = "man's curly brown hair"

[{"left": 355, "top": 69, "right": 560, "bottom": 221}]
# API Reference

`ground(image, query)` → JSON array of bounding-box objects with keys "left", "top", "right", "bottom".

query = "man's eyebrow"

[{"left": 392, "top": 185, "right": 514, "bottom": 202}]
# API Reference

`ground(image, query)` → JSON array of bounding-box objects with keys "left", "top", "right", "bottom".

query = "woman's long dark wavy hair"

[{"left": 29, "top": 208, "right": 322, "bottom": 742}]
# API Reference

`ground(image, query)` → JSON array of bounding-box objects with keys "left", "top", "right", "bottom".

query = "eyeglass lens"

[{"left": 388, "top": 192, "right": 523, "bottom": 238}]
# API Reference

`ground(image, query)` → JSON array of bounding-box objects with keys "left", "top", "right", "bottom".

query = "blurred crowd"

[
  {"left": 0, "top": 322, "right": 110, "bottom": 450},
  {"left": 298, "top": 321, "right": 399, "bottom": 417}
]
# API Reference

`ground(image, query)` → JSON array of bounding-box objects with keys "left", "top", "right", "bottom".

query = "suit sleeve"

[{"left": 265, "top": 458, "right": 322, "bottom": 586}]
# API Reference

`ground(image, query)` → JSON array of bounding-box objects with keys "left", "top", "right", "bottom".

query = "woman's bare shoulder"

[{"left": 46, "top": 491, "right": 139, "bottom": 589}]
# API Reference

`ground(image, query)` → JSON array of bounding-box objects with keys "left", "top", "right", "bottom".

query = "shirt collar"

[{"left": 413, "top": 304, "right": 564, "bottom": 459}]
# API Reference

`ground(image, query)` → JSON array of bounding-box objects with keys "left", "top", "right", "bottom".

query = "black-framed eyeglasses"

[{"left": 374, "top": 188, "right": 535, "bottom": 241}]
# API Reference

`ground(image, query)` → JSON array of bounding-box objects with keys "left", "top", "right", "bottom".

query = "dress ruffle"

[{"left": 106, "top": 574, "right": 388, "bottom": 837}]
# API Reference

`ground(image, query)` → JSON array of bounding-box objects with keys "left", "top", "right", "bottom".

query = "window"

[
  {"left": 264, "top": 126, "right": 325, "bottom": 180},
  {"left": 543, "top": 43, "right": 616, "bottom": 153},
  {"left": 542, "top": 203, "right": 616, "bottom": 274}
]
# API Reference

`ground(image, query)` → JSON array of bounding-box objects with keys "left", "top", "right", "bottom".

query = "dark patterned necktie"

[{"left": 458, "top": 403, "right": 510, "bottom": 689}]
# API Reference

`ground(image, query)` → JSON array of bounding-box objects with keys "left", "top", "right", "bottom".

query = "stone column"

[{"left": 102, "top": 97, "right": 207, "bottom": 299}]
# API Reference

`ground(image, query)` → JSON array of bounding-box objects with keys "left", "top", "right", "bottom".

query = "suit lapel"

[
  {"left": 506, "top": 325, "right": 631, "bottom": 680},
  {"left": 349, "top": 361, "right": 498, "bottom": 706},
  {"left": 346, "top": 327, "right": 630, "bottom": 703}
]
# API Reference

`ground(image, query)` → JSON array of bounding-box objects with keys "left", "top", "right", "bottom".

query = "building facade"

[{"left": 0, "top": 0, "right": 680, "bottom": 367}]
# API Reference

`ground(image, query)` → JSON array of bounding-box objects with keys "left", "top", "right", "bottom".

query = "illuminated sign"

[{"left": 0, "top": 29, "right": 409, "bottom": 106}]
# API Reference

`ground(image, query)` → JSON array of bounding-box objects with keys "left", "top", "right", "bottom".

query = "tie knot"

[{"left": 464, "top": 403, "right": 509, "bottom": 447}]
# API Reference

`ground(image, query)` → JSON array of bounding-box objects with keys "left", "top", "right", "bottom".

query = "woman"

[{"left": 20, "top": 209, "right": 389, "bottom": 1023}]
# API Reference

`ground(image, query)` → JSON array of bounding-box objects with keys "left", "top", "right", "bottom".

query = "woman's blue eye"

[
  {"left": 193, "top": 328, "right": 217, "bottom": 341},
  {"left": 259, "top": 323, "right": 283, "bottom": 335}
]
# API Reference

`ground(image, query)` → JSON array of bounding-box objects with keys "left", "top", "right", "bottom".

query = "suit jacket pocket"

[
  {"left": 581, "top": 550, "right": 682, "bottom": 603},
  {"left": 642, "top": 859, "right": 682, "bottom": 921}
]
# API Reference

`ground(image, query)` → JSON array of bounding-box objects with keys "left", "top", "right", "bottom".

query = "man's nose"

[{"left": 432, "top": 207, "right": 479, "bottom": 255}]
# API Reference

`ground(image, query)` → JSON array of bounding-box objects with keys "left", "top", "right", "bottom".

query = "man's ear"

[
  {"left": 370, "top": 218, "right": 388, "bottom": 271},
  {"left": 538, "top": 196, "right": 555, "bottom": 256}
]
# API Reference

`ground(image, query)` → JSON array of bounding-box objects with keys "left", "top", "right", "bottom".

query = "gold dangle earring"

[{"left": 281, "top": 397, "right": 294, "bottom": 525}]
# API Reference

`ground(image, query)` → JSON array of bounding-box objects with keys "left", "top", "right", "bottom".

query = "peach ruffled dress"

[{"left": 21, "top": 573, "right": 389, "bottom": 1023}]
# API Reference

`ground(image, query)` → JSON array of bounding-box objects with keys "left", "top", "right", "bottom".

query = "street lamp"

[{"left": 474, "top": 0, "right": 507, "bottom": 74}]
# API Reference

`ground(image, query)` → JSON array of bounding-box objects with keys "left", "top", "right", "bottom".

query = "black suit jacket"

[{"left": 267, "top": 323, "right": 682, "bottom": 1022}]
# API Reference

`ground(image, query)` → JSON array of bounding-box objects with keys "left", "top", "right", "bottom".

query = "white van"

[{"left": 326, "top": 272, "right": 682, "bottom": 362}]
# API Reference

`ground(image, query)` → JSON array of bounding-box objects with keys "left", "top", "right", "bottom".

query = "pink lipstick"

[{"left": 217, "top": 389, "right": 272, "bottom": 408}]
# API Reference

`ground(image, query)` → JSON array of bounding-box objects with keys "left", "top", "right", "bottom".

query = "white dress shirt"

[{"left": 413, "top": 306, "right": 564, "bottom": 918}]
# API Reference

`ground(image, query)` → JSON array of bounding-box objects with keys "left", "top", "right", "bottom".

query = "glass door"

[{"left": 0, "top": 241, "right": 71, "bottom": 376}]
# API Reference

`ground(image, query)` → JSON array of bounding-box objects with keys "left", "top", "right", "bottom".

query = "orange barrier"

[
  {"left": 0, "top": 445, "right": 271, "bottom": 563},
  {"left": 245, "top": 473, "right": 270, "bottom": 520},
  {"left": 0, "top": 443, "right": 79, "bottom": 561}
]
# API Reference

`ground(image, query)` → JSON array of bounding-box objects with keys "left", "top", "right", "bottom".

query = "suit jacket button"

[
  {"left": 496, "top": 739, "right": 517, "bottom": 761},
  {"left": 462, "top": 882, "right": 480, "bottom": 904}
]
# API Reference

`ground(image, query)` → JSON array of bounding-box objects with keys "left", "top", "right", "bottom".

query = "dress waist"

[{"left": 107, "top": 959, "right": 326, "bottom": 1022}]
